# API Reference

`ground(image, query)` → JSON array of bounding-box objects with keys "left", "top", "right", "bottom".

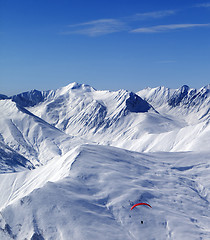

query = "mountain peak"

[
  {"left": 181, "top": 85, "right": 190, "bottom": 91},
  {"left": 11, "top": 89, "right": 50, "bottom": 107},
  {"left": 168, "top": 85, "right": 191, "bottom": 107},
  {"left": 126, "top": 92, "right": 152, "bottom": 113},
  {"left": 0, "top": 94, "right": 9, "bottom": 100},
  {"left": 59, "top": 82, "right": 96, "bottom": 93}
]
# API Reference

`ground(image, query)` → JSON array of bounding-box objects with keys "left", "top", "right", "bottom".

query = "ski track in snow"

[{"left": 0, "top": 83, "right": 210, "bottom": 240}]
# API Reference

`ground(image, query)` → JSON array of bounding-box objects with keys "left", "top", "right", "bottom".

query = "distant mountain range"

[
  {"left": 2, "top": 83, "right": 208, "bottom": 156},
  {"left": 138, "top": 84, "right": 209, "bottom": 122}
]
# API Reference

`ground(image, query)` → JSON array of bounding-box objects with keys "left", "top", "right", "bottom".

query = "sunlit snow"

[{"left": 0, "top": 83, "right": 209, "bottom": 239}]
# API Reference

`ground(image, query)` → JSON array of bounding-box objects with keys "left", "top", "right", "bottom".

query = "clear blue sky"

[{"left": 1, "top": 0, "right": 210, "bottom": 95}]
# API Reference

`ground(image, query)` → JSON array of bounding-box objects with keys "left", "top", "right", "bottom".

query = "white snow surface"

[
  {"left": 0, "top": 82, "right": 210, "bottom": 240},
  {"left": 0, "top": 99, "right": 88, "bottom": 167},
  {"left": 25, "top": 83, "right": 210, "bottom": 152}
]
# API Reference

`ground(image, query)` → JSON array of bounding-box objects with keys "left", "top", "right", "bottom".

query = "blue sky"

[{"left": 1, "top": 0, "right": 210, "bottom": 95}]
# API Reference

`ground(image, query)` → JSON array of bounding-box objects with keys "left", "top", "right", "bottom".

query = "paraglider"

[
  {"left": 131, "top": 202, "right": 152, "bottom": 210},
  {"left": 130, "top": 202, "right": 152, "bottom": 224}
]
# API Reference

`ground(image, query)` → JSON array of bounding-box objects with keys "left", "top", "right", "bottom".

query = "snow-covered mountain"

[
  {"left": 137, "top": 84, "right": 210, "bottom": 123},
  {"left": 0, "top": 141, "right": 34, "bottom": 173},
  {"left": 9, "top": 82, "right": 209, "bottom": 152},
  {"left": 0, "top": 144, "right": 209, "bottom": 240},
  {"left": 0, "top": 82, "right": 209, "bottom": 240},
  {"left": 12, "top": 82, "right": 154, "bottom": 133},
  {"left": 0, "top": 98, "right": 87, "bottom": 169}
]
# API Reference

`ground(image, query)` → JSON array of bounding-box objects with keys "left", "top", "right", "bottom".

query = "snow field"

[
  {"left": 0, "top": 144, "right": 210, "bottom": 239},
  {"left": 0, "top": 83, "right": 209, "bottom": 239}
]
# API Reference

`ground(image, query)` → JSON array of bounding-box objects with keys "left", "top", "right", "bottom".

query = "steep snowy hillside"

[
  {"left": 0, "top": 141, "right": 34, "bottom": 173},
  {"left": 0, "top": 144, "right": 209, "bottom": 240},
  {"left": 137, "top": 86, "right": 175, "bottom": 107},
  {"left": 11, "top": 89, "right": 51, "bottom": 107},
  {"left": 18, "top": 83, "right": 210, "bottom": 152},
  {"left": 19, "top": 82, "right": 154, "bottom": 135},
  {"left": 0, "top": 99, "right": 86, "bottom": 167},
  {"left": 137, "top": 85, "right": 210, "bottom": 123}
]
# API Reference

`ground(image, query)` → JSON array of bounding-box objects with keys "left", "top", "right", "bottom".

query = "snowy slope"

[
  {"left": 137, "top": 85, "right": 210, "bottom": 124},
  {"left": 0, "top": 144, "right": 209, "bottom": 240},
  {"left": 20, "top": 83, "right": 210, "bottom": 152},
  {"left": 134, "top": 84, "right": 210, "bottom": 152},
  {"left": 0, "top": 83, "right": 210, "bottom": 240},
  {"left": 0, "top": 99, "right": 87, "bottom": 167},
  {"left": 22, "top": 82, "right": 154, "bottom": 135},
  {"left": 0, "top": 141, "right": 34, "bottom": 173}
]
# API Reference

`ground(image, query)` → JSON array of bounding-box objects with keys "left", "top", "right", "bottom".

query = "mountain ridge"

[
  {"left": 137, "top": 84, "right": 210, "bottom": 123},
  {"left": 0, "top": 82, "right": 210, "bottom": 240},
  {"left": 1, "top": 83, "right": 209, "bottom": 155}
]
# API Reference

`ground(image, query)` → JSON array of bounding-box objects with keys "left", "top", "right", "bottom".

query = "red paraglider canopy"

[{"left": 131, "top": 202, "right": 152, "bottom": 210}]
